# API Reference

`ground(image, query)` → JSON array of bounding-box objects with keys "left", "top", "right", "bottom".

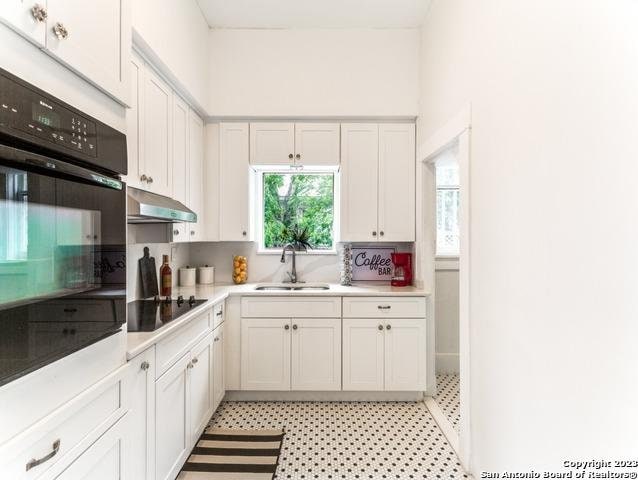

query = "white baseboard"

[
  {"left": 225, "top": 391, "right": 424, "bottom": 402},
  {"left": 436, "top": 353, "right": 460, "bottom": 373}
]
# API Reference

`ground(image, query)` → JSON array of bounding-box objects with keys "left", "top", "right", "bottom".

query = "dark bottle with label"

[{"left": 160, "top": 254, "right": 172, "bottom": 297}]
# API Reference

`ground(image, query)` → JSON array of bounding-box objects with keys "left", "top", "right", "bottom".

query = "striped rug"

[{"left": 176, "top": 428, "right": 284, "bottom": 480}]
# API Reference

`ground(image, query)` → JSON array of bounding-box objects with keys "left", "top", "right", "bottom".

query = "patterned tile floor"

[
  {"left": 433, "top": 375, "right": 460, "bottom": 434},
  {"left": 209, "top": 401, "right": 468, "bottom": 479}
]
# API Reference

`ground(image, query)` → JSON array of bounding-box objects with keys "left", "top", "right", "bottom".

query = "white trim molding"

[{"left": 418, "top": 104, "right": 472, "bottom": 162}]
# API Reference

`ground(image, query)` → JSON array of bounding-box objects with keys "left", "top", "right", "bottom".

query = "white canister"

[
  {"left": 197, "top": 265, "right": 215, "bottom": 285},
  {"left": 179, "top": 266, "right": 196, "bottom": 287}
]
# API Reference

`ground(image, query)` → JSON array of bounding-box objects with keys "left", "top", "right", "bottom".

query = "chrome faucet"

[{"left": 280, "top": 243, "right": 298, "bottom": 283}]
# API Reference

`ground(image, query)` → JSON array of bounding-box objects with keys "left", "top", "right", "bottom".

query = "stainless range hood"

[{"left": 127, "top": 186, "right": 197, "bottom": 223}]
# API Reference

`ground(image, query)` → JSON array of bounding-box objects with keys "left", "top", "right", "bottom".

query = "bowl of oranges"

[{"left": 232, "top": 255, "right": 248, "bottom": 284}]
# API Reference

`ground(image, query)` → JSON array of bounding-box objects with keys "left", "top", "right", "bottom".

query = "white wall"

[
  {"left": 132, "top": 0, "right": 210, "bottom": 113},
  {"left": 435, "top": 267, "right": 459, "bottom": 373},
  {"left": 208, "top": 28, "right": 420, "bottom": 117},
  {"left": 419, "top": 0, "right": 638, "bottom": 472}
]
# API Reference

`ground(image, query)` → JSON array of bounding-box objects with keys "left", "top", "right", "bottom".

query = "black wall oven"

[{"left": 0, "top": 68, "right": 127, "bottom": 386}]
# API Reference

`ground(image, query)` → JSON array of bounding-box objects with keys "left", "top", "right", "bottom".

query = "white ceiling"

[{"left": 196, "top": 0, "right": 431, "bottom": 29}]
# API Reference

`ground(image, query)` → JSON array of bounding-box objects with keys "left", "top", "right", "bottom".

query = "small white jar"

[
  {"left": 197, "top": 265, "right": 215, "bottom": 285},
  {"left": 179, "top": 266, "right": 196, "bottom": 287}
]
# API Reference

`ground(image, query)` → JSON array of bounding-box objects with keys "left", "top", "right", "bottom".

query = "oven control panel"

[{"left": 0, "top": 73, "right": 98, "bottom": 158}]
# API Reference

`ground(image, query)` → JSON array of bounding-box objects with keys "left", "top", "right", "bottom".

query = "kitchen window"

[
  {"left": 436, "top": 161, "right": 460, "bottom": 256},
  {"left": 256, "top": 169, "right": 337, "bottom": 253}
]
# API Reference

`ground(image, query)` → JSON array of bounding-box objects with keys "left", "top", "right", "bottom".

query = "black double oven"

[{"left": 0, "top": 68, "right": 127, "bottom": 386}]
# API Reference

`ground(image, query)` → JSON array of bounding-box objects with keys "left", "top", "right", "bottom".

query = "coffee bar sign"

[{"left": 351, "top": 247, "right": 396, "bottom": 281}]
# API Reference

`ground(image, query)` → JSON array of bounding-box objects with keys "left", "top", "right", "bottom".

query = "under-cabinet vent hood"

[{"left": 127, "top": 186, "right": 197, "bottom": 223}]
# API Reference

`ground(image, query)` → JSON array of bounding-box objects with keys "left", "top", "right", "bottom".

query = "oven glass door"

[{"left": 0, "top": 154, "right": 126, "bottom": 386}]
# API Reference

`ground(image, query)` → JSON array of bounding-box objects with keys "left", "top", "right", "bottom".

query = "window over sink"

[{"left": 256, "top": 168, "right": 337, "bottom": 253}]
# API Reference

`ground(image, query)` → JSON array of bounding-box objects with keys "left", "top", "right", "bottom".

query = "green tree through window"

[{"left": 263, "top": 173, "right": 334, "bottom": 250}]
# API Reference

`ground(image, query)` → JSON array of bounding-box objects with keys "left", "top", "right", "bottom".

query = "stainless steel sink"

[{"left": 254, "top": 283, "right": 330, "bottom": 291}]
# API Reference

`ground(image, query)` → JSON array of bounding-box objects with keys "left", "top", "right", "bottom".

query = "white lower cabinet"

[
  {"left": 291, "top": 318, "right": 341, "bottom": 391},
  {"left": 342, "top": 318, "right": 426, "bottom": 392},
  {"left": 212, "top": 324, "right": 225, "bottom": 411},
  {"left": 52, "top": 414, "right": 129, "bottom": 480},
  {"left": 155, "top": 353, "right": 191, "bottom": 480},
  {"left": 189, "top": 332, "right": 214, "bottom": 446},
  {"left": 241, "top": 318, "right": 291, "bottom": 391},
  {"left": 128, "top": 348, "right": 155, "bottom": 480}
]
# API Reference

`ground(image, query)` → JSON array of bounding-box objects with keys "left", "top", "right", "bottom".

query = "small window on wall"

[
  {"left": 257, "top": 169, "right": 336, "bottom": 253},
  {"left": 436, "top": 157, "right": 460, "bottom": 256}
]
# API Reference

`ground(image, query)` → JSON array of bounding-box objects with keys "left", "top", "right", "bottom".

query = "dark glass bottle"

[{"left": 160, "top": 254, "right": 172, "bottom": 297}]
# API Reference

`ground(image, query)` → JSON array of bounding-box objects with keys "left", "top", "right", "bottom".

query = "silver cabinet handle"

[
  {"left": 173, "top": 229, "right": 179, "bottom": 235},
  {"left": 31, "top": 4, "right": 47, "bottom": 22},
  {"left": 379, "top": 231, "right": 385, "bottom": 237},
  {"left": 187, "top": 362, "right": 193, "bottom": 369},
  {"left": 386, "top": 324, "right": 391, "bottom": 330},
  {"left": 52, "top": 22, "right": 68, "bottom": 40},
  {"left": 192, "top": 357, "right": 198, "bottom": 364},
  {"left": 292, "top": 324, "right": 298, "bottom": 330},
  {"left": 372, "top": 231, "right": 377, "bottom": 237},
  {"left": 284, "top": 324, "right": 290, "bottom": 330},
  {"left": 147, "top": 176, "right": 153, "bottom": 184},
  {"left": 216, "top": 310, "right": 223, "bottom": 317},
  {"left": 190, "top": 230, "right": 195, "bottom": 235},
  {"left": 140, "top": 361, "right": 150, "bottom": 371},
  {"left": 295, "top": 153, "right": 301, "bottom": 160},
  {"left": 377, "top": 305, "right": 391, "bottom": 310},
  {"left": 140, "top": 174, "right": 148, "bottom": 182},
  {"left": 288, "top": 153, "right": 294, "bottom": 159},
  {"left": 214, "top": 337, "right": 219, "bottom": 342},
  {"left": 378, "top": 324, "right": 383, "bottom": 331},
  {"left": 26, "top": 439, "right": 60, "bottom": 471},
  {"left": 242, "top": 230, "right": 247, "bottom": 236}
]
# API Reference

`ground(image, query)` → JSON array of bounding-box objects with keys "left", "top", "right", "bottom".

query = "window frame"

[
  {"left": 435, "top": 166, "right": 460, "bottom": 258},
  {"left": 254, "top": 166, "right": 340, "bottom": 255}
]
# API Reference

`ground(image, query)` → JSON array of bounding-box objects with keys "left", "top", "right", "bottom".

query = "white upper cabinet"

[
  {"left": 340, "top": 124, "right": 379, "bottom": 242},
  {"left": 340, "top": 123, "right": 416, "bottom": 242},
  {"left": 45, "top": 0, "right": 130, "bottom": 104},
  {"left": 143, "top": 66, "right": 172, "bottom": 197},
  {"left": 294, "top": 123, "right": 340, "bottom": 166},
  {"left": 172, "top": 95, "right": 189, "bottom": 206},
  {"left": 125, "top": 52, "right": 144, "bottom": 190},
  {"left": 188, "top": 110, "right": 204, "bottom": 241},
  {"left": 250, "top": 122, "right": 340, "bottom": 166},
  {"left": 250, "top": 122, "right": 295, "bottom": 165},
  {"left": 378, "top": 124, "right": 416, "bottom": 242},
  {"left": 0, "top": 0, "right": 131, "bottom": 104},
  {"left": 0, "top": 1, "right": 48, "bottom": 46},
  {"left": 220, "top": 122, "right": 252, "bottom": 241}
]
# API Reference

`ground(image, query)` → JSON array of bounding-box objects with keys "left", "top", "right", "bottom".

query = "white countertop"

[{"left": 126, "top": 282, "right": 430, "bottom": 359}]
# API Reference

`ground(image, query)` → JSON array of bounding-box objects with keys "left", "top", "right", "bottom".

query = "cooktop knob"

[
  {"left": 188, "top": 295, "right": 196, "bottom": 306},
  {"left": 177, "top": 295, "right": 184, "bottom": 305}
]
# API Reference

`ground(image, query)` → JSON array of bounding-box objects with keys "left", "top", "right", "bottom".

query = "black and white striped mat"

[{"left": 177, "top": 428, "right": 284, "bottom": 480}]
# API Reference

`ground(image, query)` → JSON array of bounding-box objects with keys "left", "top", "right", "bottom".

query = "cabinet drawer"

[
  {"left": 0, "top": 366, "right": 126, "bottom": 480},
  {"left": 213, "top": 302, "right": 225, "bottom": 329},
  {"left": 241, "top": 296, "right": 341, "bottom": 318},
  {"left": 342, "top": 297, "right": 426, "bottom": 318},
  {"left": 156, "top": 310, "right": 211, "bottom": 378}
]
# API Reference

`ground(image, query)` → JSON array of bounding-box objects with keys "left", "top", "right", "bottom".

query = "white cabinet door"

[
  {"left": 294, "top": 123, "right": 340, "bottom": 166},
  {"left": 143, "top": 66, "right": 172, "bottom": 197},
  {"left": 220, "top": 123, "right": 251, "bottom": 241},
  {"left": 378, "top": 124, "right": 416, "bottom": 242},
  {"left": 384, "top": 319, "right": 426, "bottom": 391},
  {"left": 0, "top": 0, "right": 47, "bottom": 46},
  {"left": 340, "top": 124, "right": 379, "bottom": 242},
  {"left": 125, "top": 51, "right": 144, "bottom": 189},
  {"left": 190, "top": 332, "right": 213, "bottom": 444},
  {"left": 291, "top": 318, "right": 341, "bottom": 391},
  {"left": 212, "top": 324, "right": 225, "bottom": 411},
  {"left": 45, "top": 0, "right": 130, "bottom": 104},
  {"left": 250, "top": 122, "right": 294, "bottom": 165},
  {"left": 172, "top": 94, "right": 189, "bottom": 206},
  {"left": 128, "top": 348, "right": 155, "bottom": 480},
  {"left": 54, "top": 414, "right": 128, "bottom": 480},
  {"left": 188, "top": 110, "right": 204, "bottom": 241},
  {"left": 155, "top": 353, "right": 190, "bottom": 480},
  {"left": 342, "top": 318, "right": 384, "bottom": 391},
  {"left": 241, "top": 318, "right": 291, "bottom": 391}
]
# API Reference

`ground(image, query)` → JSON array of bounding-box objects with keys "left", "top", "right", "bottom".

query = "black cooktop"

[{"left": 127, "top": 296, "right": 207, "bottom": 332}]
